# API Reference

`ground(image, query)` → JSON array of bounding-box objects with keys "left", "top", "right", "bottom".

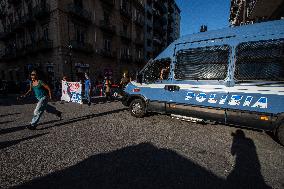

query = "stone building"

[
  {"left": 144, "top": 0, "right": 180, "bottom": 59},
  {"left": 229, "top": 0, "right": 284, "bottom": 26},
  {"left": 0, "top": 0, "right": 180, "bottom": 85},
  {"left": 0, "top": 0, "right": 145, "bottom": 84}
]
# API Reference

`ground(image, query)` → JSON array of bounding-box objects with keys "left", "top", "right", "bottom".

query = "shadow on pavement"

[
  {"left": 227, "top": 130, "right": 272, "bottom": 189},
  {"left": 0, "top": 108, "right": 127, "bottom": 135},
  {"left": 14, "top": 132, "right": 271, "bottom": 189},
  {"left": 0, "top": 133, "right": 49, "bottom": 150},
  {"left": 38, "top": 108, "right": 128, "bottom": 131},
  {"left": 0, "top": 120, "right": 14, "bottom": 125},
  {"left": 0, "top": 96, "right": 37, "bottom": 106},
  {"left": 0, "top": 113, "right": 21, "bottom": 117}
]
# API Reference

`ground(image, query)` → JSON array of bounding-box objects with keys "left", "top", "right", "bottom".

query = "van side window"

[
  {"left": 175, "top": 45, "right": 230, "bottom": 80},
  {"left": 235, "top": 39, "right": 284, "bottom": 81},
  {"left": 144, "top": 58, "right": 171, "bottom": 83}
]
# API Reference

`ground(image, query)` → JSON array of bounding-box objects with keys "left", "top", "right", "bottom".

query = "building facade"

[
  {"left": 229, "top": 0, "right": 284, "bottom": 26},
  {"left": 0, "top": 0, "right": 180, "bottom": 85},
  {"left": 144, "top": 0, "right": 180, "bottom": 59}
]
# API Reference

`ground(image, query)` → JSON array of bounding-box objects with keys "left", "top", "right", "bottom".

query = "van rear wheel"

[
  {"left": 277, "top": 123, "right": 284, "bottom": 146},
  {"left": 129, "top": 99, "right": 146, "bottom": 118}
]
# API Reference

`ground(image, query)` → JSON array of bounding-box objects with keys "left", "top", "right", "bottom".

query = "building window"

[
  {"left": 175, "top": 45, "right": 230, "bottom": 80},
  {"left": 43, "top": 26, "right": 49, "bottom": 41},
  {"left": 1, "top": 70, "right": 5, "bottom": 80},
  {"left": 104, "top": 39, "right": 111, "bottom": 51},
  {"left": 147, "top": 39, "right": 152, "bottom": 47}
]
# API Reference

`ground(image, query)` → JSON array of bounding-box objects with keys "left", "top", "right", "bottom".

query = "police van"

[{"left": 122, "top": 19, "right": 284, "bottom": 145}]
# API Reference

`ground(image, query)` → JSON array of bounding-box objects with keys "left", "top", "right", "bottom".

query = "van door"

[
  {"left": 141, "top": 58, "right": 172, "bottom": 113},
  {"left": 166, "top": 45, "right": 231, "bottom": 123}
]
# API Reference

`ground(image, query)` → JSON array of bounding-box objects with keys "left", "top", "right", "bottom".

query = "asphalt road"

[{"left": 0, "top": 97, "right": 283, "bottom": 189}]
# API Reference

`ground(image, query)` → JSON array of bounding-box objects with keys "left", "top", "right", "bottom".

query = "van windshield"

[{"left": 235, "top": 39, "right": 284, "bottom": 81}]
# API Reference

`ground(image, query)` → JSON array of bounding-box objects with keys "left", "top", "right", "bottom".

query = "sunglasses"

[{"left": 31, "top": 74, "right": 36, "bottom": 76}]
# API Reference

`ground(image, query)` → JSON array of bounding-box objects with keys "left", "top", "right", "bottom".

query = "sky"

[{"left": 175, "top": 0, "right": 231, "bottom": 36}]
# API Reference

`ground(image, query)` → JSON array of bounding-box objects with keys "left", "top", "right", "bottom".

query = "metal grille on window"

[
  {"left": 175, "top": 45, "right": 230, "bottom": 80},
  {"left": 235, "top": 39, "right": 284, "bottom": 81}
]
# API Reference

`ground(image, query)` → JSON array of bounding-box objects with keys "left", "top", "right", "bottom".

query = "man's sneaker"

[
  {"left": 57, "top": 112, "right": 62, "bottom": 120},
  {"left": 88, "top": 102, "right": 91, "bottom": 106},
  {"left": 26, "top": 124, "right": 37, "bottom": 130}
]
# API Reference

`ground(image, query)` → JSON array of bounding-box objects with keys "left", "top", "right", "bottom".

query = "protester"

[
  {"left": 84, "top": 73, "right": 91, "bottom": 106},
  {"left": 21, "top": 70, "right": 62, "bottom": 130},
  {"left": 104, "top": 76, "right": 112, "bottom": 101},
  {"left": 120, "top": 73, "right": 130, "bottom": 90}
]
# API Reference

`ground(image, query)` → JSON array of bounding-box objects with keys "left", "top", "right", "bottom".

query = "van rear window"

[
  {"left": 235, "top": 39, "right": 284, "bottom": 81},
  {"left": 175, "top": 45, "right": 230, "bottom": 80}
]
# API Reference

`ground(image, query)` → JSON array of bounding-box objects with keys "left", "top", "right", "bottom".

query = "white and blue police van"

[{"left": 122, "top": 19, "right": 284, "bottom": 145}]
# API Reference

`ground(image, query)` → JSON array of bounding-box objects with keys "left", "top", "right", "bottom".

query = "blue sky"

[{"left": 176, "top": 0, "right": 231, "bottom": 36}]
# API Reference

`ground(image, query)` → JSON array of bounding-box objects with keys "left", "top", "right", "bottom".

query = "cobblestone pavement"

[{"left": 0, "top": 97, "right": 283, "bottom": 189}]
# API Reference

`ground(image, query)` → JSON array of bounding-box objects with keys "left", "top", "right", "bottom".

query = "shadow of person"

[
  {"left": 227, "top": 130, "right": 272, "bottom": 189},
  {"left": 15, "top": 143, "right": 227, "bottom": 189}
]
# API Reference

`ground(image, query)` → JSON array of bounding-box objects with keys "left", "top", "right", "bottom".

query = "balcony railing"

[
  {"left": 34, "top": 3, "right": 51, "bottom": 19},
  {"left": 99, "top": 49, "right": 116, "bottom": 58},
  {"left": 120, "top": 54, "right": 132, "bottom": 62},
  {"left": 67, "top": 3, "right": 92, "bottom": 23},
  {"left": 99, "top": 20, "right": 116, "bottom": 34},
  {"left": 70, "top": 40, "right": 93, "bottom": 54},
  {"left": 119, "top": 31, "right": 131, "bottom": 41}
]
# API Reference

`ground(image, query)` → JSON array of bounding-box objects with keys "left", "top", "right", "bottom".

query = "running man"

[{"left": 21, "top": 70, "right": 62, "bottom": 130}]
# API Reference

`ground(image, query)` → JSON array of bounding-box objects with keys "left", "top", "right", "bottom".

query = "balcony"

[
  {"left": 70, "top": 40, "right": 93, "bottom": 54},
  {"left": 119, "top": 31, "right": 131, "bottom": 42},
  {"left": 8, "top": 0, "right": 21, "bottom": 5},
  {"left": 1, "top": 40, "right": 53, "bottom": 60},
  {"left": 120, "top": 6, "right": 132, "bottom": 19},
  {"left": 99, "top": 49, "right": 116, "bottom": 58},
  {"left": 26, "top": 40, "right": 53, "bottom": 54},
  {"left": 34, "top": 3, "right": 51, "bottom": 19},
  {"left": 120, "top": 54, "right": 132, "bottom": 62},
  {"left": 99, "top": 20, "right": 116, "bottom": 34},
  {"left": 67, "top": 3, "right": 92, "bottom": 23},
  {"left": 134, "top": 57, "right": 144, "bottom": 64}
]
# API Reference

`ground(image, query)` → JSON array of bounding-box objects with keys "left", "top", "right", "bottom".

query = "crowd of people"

[{"left": 13, "top": 70, "right": 132, "bottom": 130}]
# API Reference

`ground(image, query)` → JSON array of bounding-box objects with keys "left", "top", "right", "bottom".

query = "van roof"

[{"left": 155, "top": 19, "right": 284, "bottom": 60}]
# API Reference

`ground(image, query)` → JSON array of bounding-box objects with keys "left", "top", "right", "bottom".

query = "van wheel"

[
  {"left": 129, "top": 99, "right": 146, "bottom": 118},
  {"left": 277, "top": 123, "right": 284, "bottom": 146}
]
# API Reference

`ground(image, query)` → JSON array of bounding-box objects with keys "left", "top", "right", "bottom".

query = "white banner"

[{"left": 61, "top": 81, "right": 82, "bottom": 104}]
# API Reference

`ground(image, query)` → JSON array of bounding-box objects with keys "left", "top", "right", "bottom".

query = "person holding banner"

[
  {"left": 21, "top": 70, "right": 62, "bottom": 130},
  {"left": 84, "top": 73, "right": 92, "bottom": 106}
]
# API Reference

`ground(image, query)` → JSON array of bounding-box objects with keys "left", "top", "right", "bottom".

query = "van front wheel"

[
  {"left": 129, "top": 99, "right": 146, "bottom": 118},
  {"left": 277, "top": 123, "right": 284, "bottom": 146}
]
